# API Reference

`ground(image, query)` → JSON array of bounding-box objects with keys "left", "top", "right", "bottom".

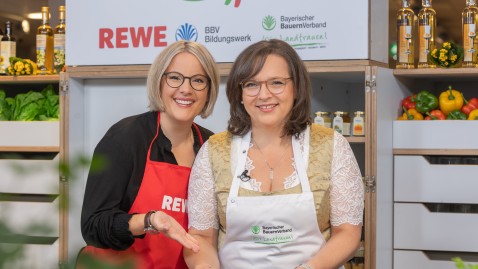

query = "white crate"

[
  {"left": 0, "top": 240, "right": 59, "bottom": 269},
  {"left": 0, "top": 154, "right": 59, "bottom": 194},
  {"left": 394, "top": 156, "right": 478, "bottom": 203},
  {"left": 394, "top": 250, "right": 458, "bottom": 269},
  {"left": 393, "top": 121, "right": 478, "bottom": 150},
  {"left": 394, "top": 203, "right": 478, "bottom": 252},
  {"left": 0, "top": 121, "right": 60, "bottom": 147}
]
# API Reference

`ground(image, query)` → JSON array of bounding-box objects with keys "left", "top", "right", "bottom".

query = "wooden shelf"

[
  {"left": 394, "top": 68, "right": 478, "bottom": 80},
  {"left": 0, "top": 75, "right": 60, "bottom": 84},
  {"left": 347, "top": 136, "right": 366, "bottom": 144},
  {"left": 393, "top": 148, "right": 478, "bottom": 156},
  {"left": 0, "top": 146, "right": 60, "bottom": 152},
  {"left": 66, "top": 60, "right": 383, "bottom": 80}
]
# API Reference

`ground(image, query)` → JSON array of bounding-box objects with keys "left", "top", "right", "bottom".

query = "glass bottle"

[
  {"left": 462, "top": 0, "right": 478, "bottom": 67},
  {"left": 0, "top": 21, "right": 16, "bottom": 75},
  {"left": 417, "top": 0, "right": 436, "bottom": 68},
  {"left": 352, "top": 111, "right": 365, "bottom": 136},
  {"left": 314, "top": 111, "right": 332, "bottom": 128},
  {"left": 37, "top": 6, "right": 54, "bottom": 74},
  {"left": 54, "top": 5, "right": 66, "bottom": 73},
  {"left": 396, "top": 0, "right": 416, "bottom": 69}
]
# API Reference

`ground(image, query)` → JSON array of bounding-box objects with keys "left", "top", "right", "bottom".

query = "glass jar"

[
  {"left": 314, "top": 111, "right": 332, "bottom": 128},
  {"left": 352, "top": 111, "right": 365, "bottom": 136},
  {"left": 333, "top": 111, "right": 351, "bottom": 135}
]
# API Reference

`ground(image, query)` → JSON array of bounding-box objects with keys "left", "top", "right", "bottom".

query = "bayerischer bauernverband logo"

[
  {"left": 251, "top": 225, "right": 261, "bottom": 234},
  {"left": 176, "top": 23, "right": 198, "bottom": 41},
  {"left": 262, "top": 15, "right": 276, "bottom": 31}
]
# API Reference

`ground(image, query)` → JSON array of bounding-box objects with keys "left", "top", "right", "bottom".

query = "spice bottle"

[
  {"left": 314, "top": 111, "right": 332, "bottom": 128},
  {"left": 333, "top": 111, "right": 350, "bottom": 135},
  {"left": 352, "top": 111, "right": 365, "bottom": 136}
]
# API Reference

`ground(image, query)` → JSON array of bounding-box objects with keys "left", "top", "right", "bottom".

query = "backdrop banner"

[{"left": 66, "top": 0, "right": 369, "bottom": 65}]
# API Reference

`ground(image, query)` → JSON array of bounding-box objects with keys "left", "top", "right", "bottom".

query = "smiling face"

[
  {"left": 242, "top": 54, "right": 294, "bottom": 130},
  {"left": 160, "top": 52, "right": 209, "bottom": 125}
]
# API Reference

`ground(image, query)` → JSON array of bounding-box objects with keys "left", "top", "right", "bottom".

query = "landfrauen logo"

[
  {"left": 251, "top": 225, "right": 261, "bottom": 234},
  {"left": 262, "top": 15, "right": 276, "bottom": 31},
  {"left": 176, "top": 23, "right": 198, "bottom": 41}
]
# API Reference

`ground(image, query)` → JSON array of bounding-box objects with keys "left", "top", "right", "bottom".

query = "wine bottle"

[
  {"left": 463, "top": 0, "right": 478, "bottom": 67},
  {"left": 37, "top": 6, "right": 54, "bottom": 75},
  {"left": 396, "top": 0, "right": 416, "bottom": 69},
  {"left": 54, "top": 5, "right": 66, "bottom": 73},
  {"left": 1, "top": 21, "right": 16, "bottom": 75},
  {"left": 417, "top": 0, "right": 436, "bottom": 68}
]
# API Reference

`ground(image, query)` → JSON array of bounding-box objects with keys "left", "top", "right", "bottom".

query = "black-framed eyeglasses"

[
  {"left": 163, "top": 72, "right": 210, "bottom": 91},
  {"left": 240, "top": 77, "right": 292, "bottom": 97}
]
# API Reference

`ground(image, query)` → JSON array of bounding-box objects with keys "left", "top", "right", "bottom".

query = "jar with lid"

[
  {"left": 332, "top": 111, "right": 351, "bottom": 136},
  {"left": 314, "top": 111, "right": 332, "bottom": 128},
  {"left": 352, "top": 111, "right": 365, "bottom": 136}
]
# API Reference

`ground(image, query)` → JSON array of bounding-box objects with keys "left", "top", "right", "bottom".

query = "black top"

[{"left": 81, "top": 111, "right": 213, "bottom": 250}]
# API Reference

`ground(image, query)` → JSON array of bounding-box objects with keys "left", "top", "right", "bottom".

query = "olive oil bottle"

[
  {"left": 37, "top": 6, "right": 54, "bottom": 74},
  {"left": 396, "top": 0, "right": 416, "bottom": 69},
  {"left": 417, "top": 0, "right": 436, "bottom": 68},
  {"left": 54, "top": 5, "right": 66, "bottom": 73},
  {"left": 462, "top": 0, "right": 478, "bottom": 67}
]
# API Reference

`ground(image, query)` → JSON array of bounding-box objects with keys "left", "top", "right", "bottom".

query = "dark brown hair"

[{"left": 226, "top": 39, "right": 312, "bottom": 136}]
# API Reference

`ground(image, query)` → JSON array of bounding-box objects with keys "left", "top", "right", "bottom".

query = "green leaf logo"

[
  {"left": 262, "top": 16, "right": 276, "bottom": 31},
  {"left": 251, "top": 225, "right": 261, "bottom": 234}
]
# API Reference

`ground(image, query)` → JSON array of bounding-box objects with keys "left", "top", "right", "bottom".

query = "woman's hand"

[{"left": 150, "top": 211, "right": 200, "bottom": 252}]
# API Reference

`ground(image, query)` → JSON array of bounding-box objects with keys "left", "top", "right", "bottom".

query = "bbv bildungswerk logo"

[
  {"left": 176, "top": 23, "right": 198, "bottom": 41},
  {"left": 262, "top": 15, "right": 276, "bottom": 31}
]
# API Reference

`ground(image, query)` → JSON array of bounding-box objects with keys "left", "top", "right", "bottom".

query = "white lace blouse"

[{"left": 188, "top": 130, "right": 364, "bottom": 230}]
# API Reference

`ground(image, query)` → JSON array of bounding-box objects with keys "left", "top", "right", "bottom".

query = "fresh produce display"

[
  {"left": 5, "top": 57, "right": 38, "bottom": 76},
  {"left": 468, "top": 109, "right": 478, "bottom": 120},
  {"left": 398, "top": 107, "right": 424, "bottom": 120},
  {"left": 438, "top": 86, "right": 464, "bottom": 116},
  {"left": 415, "top": 90, "right": 439, "bottom": 114},
  {"left": 0, "top": 84, "right": 59, "bottom": 121},
  {"left": 397, "top": 85, "right": 478, "bottom": 120},
  {"left": 461, "top": 96, "right": 478, "bottom": 115}
]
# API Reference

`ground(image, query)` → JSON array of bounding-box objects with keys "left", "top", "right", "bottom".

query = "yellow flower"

[
  {"left": 444, "top": 42, "right": 451, "bottom": 49},
  {"left": 431, "top": 49, "right": 437, "bottom": 57},
  {"left": 14, "top": 61, "right": 25, "bottom": 71},
  {"left": 0, "top": 55, "right": 3, "bottom": 64}
]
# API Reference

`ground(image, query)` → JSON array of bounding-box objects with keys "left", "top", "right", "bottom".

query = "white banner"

[{"left": 66, "top": 0, "right": 369, "bottom": 65}]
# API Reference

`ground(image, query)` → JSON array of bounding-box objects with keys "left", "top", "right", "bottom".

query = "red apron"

[{"left": 78, "top": 113, "right": 203, "bottom": 269}]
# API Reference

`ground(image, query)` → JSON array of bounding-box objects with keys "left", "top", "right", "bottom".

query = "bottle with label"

[
  {"left": 396, "top": 0, "right": 416, "bottom": 69},
  {"left": 1, "top": 21, "right": 16, "bottom": 75},
  {"left": 352, "top": 111, "right": 365, "bottom": 136},
  {"left": 37, "top": 6, "right": 54, "bottom": 75},
  {"left": 54, "top": 5, "right": 66, "bottom": 73},
  {"left": 417, "top": 0, "right": 436, "bottom": 68},
  {"left": 314, "top": 111, "right": 332, "bottom": 128},
  {"left": 463, "top": 0, "right": 478, "bottom": 67},
  {"left": 333, "top": 111, "right": 350, "bottom": 136}
]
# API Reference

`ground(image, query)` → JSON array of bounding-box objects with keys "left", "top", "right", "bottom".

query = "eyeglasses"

[
  {"left": 240, "top": 77, "right": 292, "bottom": 97},
  {"left": 163, "top": 72, "right": 209, "bottom": 91}
]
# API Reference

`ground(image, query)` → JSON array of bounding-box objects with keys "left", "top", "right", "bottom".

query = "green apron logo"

[
  {"left": 251, "top": 225, "right": 261, "bottom": 234},
  {"left": 262, "top": 15, "right": 276, "bottom": 31}
]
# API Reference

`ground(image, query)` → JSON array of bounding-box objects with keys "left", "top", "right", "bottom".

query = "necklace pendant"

[{"left": 269, "top": 169, "right": 274, "bottom": 180}]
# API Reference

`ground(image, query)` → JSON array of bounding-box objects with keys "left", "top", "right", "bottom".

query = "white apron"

[{"left": 219, "top": 130, "right": 341, "bottom": 269}]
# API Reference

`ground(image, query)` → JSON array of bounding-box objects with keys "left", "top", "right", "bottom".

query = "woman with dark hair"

[{"left": 184, "top": 39, "right": 363, "bottom": 269}]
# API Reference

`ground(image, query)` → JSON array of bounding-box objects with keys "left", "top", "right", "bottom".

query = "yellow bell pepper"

[
  {"left": 439, "top": 85, "right": 464, "bottom": 116},
  {"left": 398, "top": 108, "right": 424, "bottom": 120},
  {"left": 468, "top": 109, "right": 478, "bottom": 120}
]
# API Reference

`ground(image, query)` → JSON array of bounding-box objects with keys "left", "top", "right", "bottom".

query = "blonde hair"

[{"left": 146, "top": 40, "right": 219, "bottom": 118}]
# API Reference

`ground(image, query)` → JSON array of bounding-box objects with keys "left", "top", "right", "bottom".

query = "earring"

[{"left": 240, "top": 101, "right": 244, "bottom": 104}]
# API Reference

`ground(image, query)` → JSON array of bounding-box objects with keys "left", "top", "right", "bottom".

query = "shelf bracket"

[
  {"left": 59, "top": 77, "right": 69, "bottom": 95},
  {"left": 365, "top": 175, "right": 376, "bottom": 193}
]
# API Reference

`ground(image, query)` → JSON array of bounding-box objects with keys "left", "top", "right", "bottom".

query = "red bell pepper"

[
  {"left": 461, "top": 94, "right": 478, "bottom": 115},
  {"left": 425, "top": 109, "right": 446, "bottom": 120},
  {"left": 401, "top": 94, "right": 417, "bottom": 110}
]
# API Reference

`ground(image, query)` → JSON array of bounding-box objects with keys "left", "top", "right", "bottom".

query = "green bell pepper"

[
  {"left": 446, "top": 110, "right": 467, "bottom": 120},
  {"left": 415, "top": 90, "right": 439, "bottom": 114}
]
